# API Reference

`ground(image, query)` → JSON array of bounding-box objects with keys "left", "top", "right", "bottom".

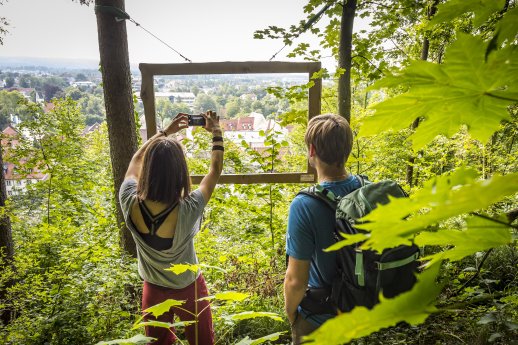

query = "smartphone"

[{"left": 187, "top": 114, "right": 206, "bottom": 127}]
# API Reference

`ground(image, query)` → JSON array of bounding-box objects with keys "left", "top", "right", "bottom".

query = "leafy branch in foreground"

[
  {"left": 304, "top": 261, "right": 442, "bottom": 345},
  {"left": 427, "top": 0, "right": 506, "bottom": 28},
  {"left": 362, "top": 34, "right": 518, "bottom": 150},
  {"left": 415, "top": 215, "right": 513, "bottom": 266},
  {"left": 329, "top": 168, "right": 517, "bottom": 253}
]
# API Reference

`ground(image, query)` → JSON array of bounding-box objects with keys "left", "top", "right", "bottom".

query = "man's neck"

[{"left": 316, "top": 166, "right": 349, "bottom": 183}]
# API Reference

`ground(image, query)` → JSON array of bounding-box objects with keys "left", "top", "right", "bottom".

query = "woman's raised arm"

[{"left": 198, "top": 111, "right": 224, "bottom": 202}]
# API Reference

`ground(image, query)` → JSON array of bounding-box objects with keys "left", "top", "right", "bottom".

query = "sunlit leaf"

[
  {"left": 416, "top": 215, "right": 513, "bottom": 265},
  {"left": 323, "top": 233, "right": 369, "bottom": 252},
  {"left": 236, "top": 332, "right": 287, "bottom": 345},
  {"left": 201, "top": 291, "right": 250, "bottom": 302},
  {"left": 165, "top": 263, "right": 199, "bottom": 275},
  {"left": 214, "top": 291, "right": 250, "bottom": 302},
  {"left": 132, "top": 320, "right": 195, "bottom": 330},
  {"left": 428, "top": 0, "right": 505, "bottom": 27},
  {"left": 364, "top": 35, "right": 518, "bottom": 150},
  {"left": 95, "top": 334, "right": 155, "bottom": 345},
  {"left": 143, "top": 299, "right": 185, "bottom": 318},
  {"left": 226, "top": 311, "right": 283, "bottom": 322},
  {"left": 303, "top": 261, "right": 442, "bottom": 344},
  {"left": 359, "top": 169, "right": 518, "bottom": 252},
  {"left": 496, "top": 7, "right": 518, "bottom": 45}
]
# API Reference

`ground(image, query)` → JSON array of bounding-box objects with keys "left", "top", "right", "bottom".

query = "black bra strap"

[{"left": 138, "top": 200, "right": 178, "bottom": 235}]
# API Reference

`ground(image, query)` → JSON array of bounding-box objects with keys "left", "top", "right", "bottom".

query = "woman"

[{"left": 119, "top": 111, "right": 223, "bottom": 345}]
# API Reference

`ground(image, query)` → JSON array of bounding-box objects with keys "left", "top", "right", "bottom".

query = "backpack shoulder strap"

[
  {"left": 297, "top": 185, "right": 337, "bottom": 211},
  {"left": 356, "top": 174, "right": 372, "bottom": 186},
  {"left": 295, "top": 185, "right": 337, "bottom": 287}
]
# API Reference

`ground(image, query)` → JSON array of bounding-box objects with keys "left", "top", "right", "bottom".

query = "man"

[{"left": 284, "top": 114, "right": 361, "bottom": 343}]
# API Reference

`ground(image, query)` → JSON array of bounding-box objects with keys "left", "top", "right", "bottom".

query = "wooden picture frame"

[{"left": 139, "top": 61, "right": 321, "bottom": 184}]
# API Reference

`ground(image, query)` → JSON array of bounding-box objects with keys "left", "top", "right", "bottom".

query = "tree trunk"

[
  {"left": 406, "top": 0, "right": 439, "bottom": 187},
  {"left": 338, "top": 0, "right": 357, "bottom": 123},
  {"left": 95, "top": 0, "right": 138, "bottom": 257},
  {"left": 0, "top": 145, "right": 13, "bottom": 325}
]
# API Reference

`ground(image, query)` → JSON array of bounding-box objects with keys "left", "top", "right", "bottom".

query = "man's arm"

[{"left": 284, "top": 256, "right": 310, "bottom": 324}]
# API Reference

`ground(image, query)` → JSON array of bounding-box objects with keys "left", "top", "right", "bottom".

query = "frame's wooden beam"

[
  {"left": 190, "top": 173, "right": 316, "bottom": 185},
  {"left": 140, "top": 70, "right": 157, "bottom": 140},
  {"left": 139, "top": 61, "right": 321, "bottom": 75},
  {"left": 139, "top": 61, "right": 322, "bottom": 184}
]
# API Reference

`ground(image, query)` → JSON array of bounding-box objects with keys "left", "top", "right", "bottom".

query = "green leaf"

[
  {"left": 478, "top": 312, "right": 497, "bottom": 325},
  {"left": 165, "top": 263, "right": 199, "bottom": 275},
  {"left": 143, "top": 299, "right": 185, "bottom": 318},
  {"left": 214, "top": 291, "right": 249, "bottom": 302},
  {"left": 364, "top": 35, "right": 518, "bottom": 150},
  {"left": 429, "top": 0, "right": 505, "bottom": 27},
  {"left": 201, "top": 291, "right": 250, "bottom": 302},
  {"left": 359, "top": 169, "right": 518, "bottom": 252},
  {"left": 496, "top": 7, "right": 518, "bottom": 45},
  {"left": 236, "top": 332, "right": 287, "bottom": 345},
  {"left": 303, "top": 261, "right": 442, "bottom": 344},
  {"left": 198, "top": 263, "right": 227, "bottom": 273},
  {"left": 132, "top": 320, "right": 195, "bottom": 330},
  {"left": 95, "top": 334, "right": 155, "bottom": 345},
  {"left": 416, "top": 215, "right": 512, "bottom": 265},
  {"left": 324, "top": 233, "right": 369, "bottom": 252},
  {"left": 227, "top": 311, "right": 283, "bottom": 322}
]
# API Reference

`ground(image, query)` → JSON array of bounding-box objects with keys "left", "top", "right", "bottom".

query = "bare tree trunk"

[
  {"left": 338, "top": 0, "right": 357, "bottom": 123},
  {"left": 406, "top": 0, "right": 439, "bottom": 187},
  {"left": 95, "top": 0, "right": 138, "bottom": 257},
  {"left": 0, "top": 145, "right": 13, "bottom": 325}
]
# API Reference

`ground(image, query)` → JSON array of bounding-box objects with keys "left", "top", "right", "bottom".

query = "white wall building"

[{"left": 155, "top": 92, "right": 196, "bottom": 107}]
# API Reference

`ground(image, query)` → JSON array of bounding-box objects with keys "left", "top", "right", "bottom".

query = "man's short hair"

[{"left": 304, "top": 114, "right": 353, "bottom": 167}]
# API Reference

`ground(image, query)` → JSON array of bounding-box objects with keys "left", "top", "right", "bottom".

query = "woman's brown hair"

[
  {"left": 137, "top": 137, "right": 191, "bottom": 204},
  {"left": 304, "top": 114, "right": 353, "bottom": 167}
]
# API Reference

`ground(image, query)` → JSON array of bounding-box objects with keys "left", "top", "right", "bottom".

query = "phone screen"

[{"left": 188, "top": 114, "right": 206, "bottom": 126}]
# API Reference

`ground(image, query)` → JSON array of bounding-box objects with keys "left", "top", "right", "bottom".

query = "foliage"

[
  {"left": 2, "top": 0, "right": 517, "bottom": 343},
  {"left": 303, "top": 0, "right": 518, "bottom": 343},
  {"left": 96, "top": 263, "right": 285, "bottom": 345},
  {"left": 363, "top": 34, "right": 518, "bottom": 150},
  {"left": 428, "top": 0, "right": 506, "bottom": 28},
  {"left": 0, "top": 101, "right": 140, "bottom": 344},
  {"left": 336, "top": 168, "right": 517, "bottom": 252},
  {"left": 95, "top": 334, "right": 155, "bottom": 345},
  {"left": 0, "top": 90, "right": 30, "bottom": 129},
  {"left": 304, "top": 261, "right": 442, "bottom": 344}
]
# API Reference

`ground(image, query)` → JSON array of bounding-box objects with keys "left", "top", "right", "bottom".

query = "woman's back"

[{"left": 130, "top": 199, "right": 179, "bottom": 250}]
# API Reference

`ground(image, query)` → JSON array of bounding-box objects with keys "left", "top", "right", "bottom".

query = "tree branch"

[
  {"left": 361, "top": 0, "right": 416, "bottom": 10},
  {"left": 450, "top": 248, "right": 493, "bottom": 297},
  {"left": 471, "top": 212, "right": 518, "bottom": 230},
  {"left": 352, "top": 54, "right": 385, "bottom": 76}
]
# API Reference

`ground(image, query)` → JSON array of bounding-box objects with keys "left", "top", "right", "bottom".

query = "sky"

[{"left": 1, "top": 0, "right": 340, "bottom": 70}]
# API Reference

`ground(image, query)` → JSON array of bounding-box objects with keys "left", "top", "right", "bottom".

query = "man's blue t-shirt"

[{"left": 286, "top": 174, "right": 361, "bottom": 325}]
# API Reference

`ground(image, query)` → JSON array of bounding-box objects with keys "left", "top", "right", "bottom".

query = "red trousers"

[{"left": 142, "top": 275, "right": 214, "bottom": 345}]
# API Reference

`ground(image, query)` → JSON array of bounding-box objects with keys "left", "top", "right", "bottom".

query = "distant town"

[{"left": 1, "top": 58, "right": 314, "bottom": 196}]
